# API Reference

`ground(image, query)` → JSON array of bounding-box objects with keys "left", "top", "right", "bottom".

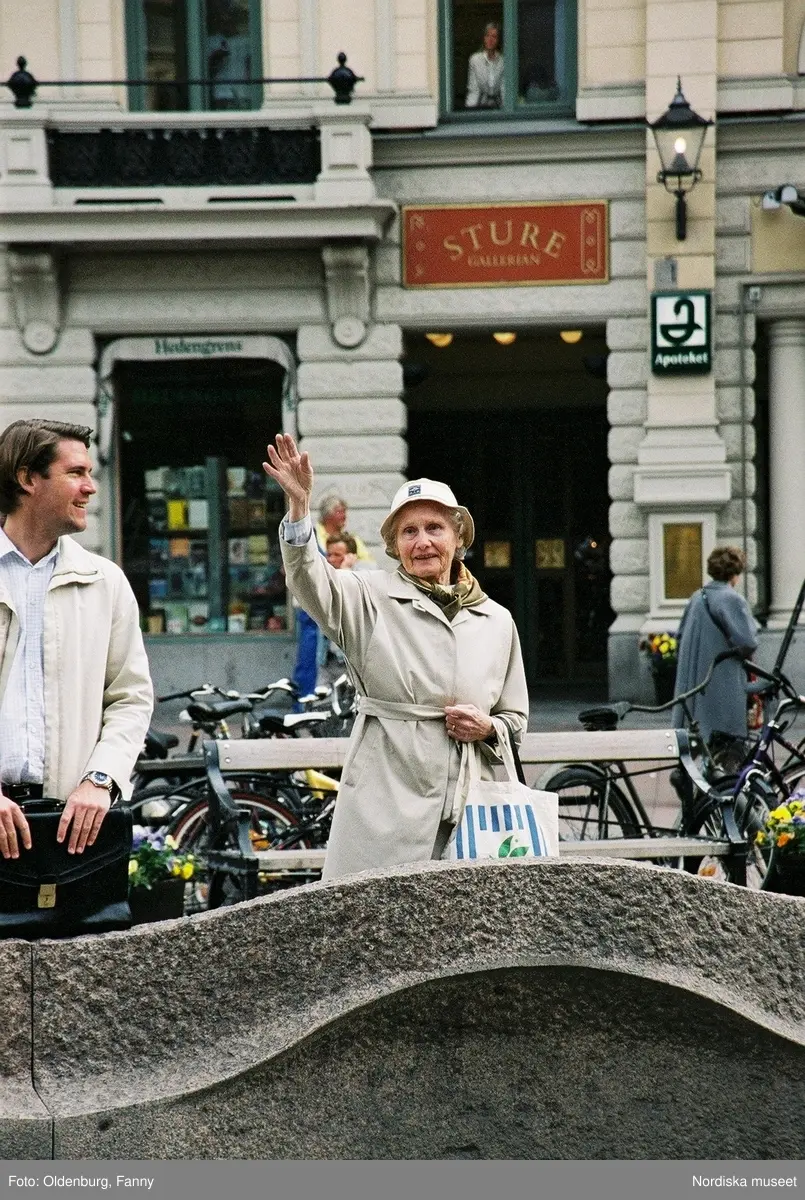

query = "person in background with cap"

[{"left": 264, "top": 433, "right": 528, "bottom": 881}]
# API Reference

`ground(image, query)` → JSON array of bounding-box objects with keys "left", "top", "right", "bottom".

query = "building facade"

[{"left": 2, "top": 0, "right": 805, "bottom": 697}]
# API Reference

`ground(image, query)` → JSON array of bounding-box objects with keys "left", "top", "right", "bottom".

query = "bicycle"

[
  {"left": 683, "top": 656, "right": 805, "bottom": 888},
  {"left": 536, "top": 650, "right": 781, "bottom": 879}
]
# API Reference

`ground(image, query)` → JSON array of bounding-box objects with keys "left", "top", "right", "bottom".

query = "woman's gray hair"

[
  {"left": 318, "top": 493, "right": 346, "bottom": 521},
  {"left": 384, "top": 508, "right": 467, "bottom": 562}
]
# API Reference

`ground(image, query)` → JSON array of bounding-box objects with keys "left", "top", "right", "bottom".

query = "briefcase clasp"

[{"left": 38, "top": 883, "right": 56, "bottom": 909}]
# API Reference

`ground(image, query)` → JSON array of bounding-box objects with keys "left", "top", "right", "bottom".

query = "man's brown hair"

[
  {"left": 326, "top": 532, "right": 357, "bottom": 555},
  {"left": 0, "top": 419, "right": 92, "bottom": 515}
]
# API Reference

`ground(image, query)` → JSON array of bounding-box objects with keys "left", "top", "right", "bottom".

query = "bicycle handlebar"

[
  {"left": 157, "top": 684, "right": 223, "bottom": 702},
  {"left": 741, "top": 658, "right": 801, "bottom": 704},
  {"left": 623, "top": 647, "right": 742, "bottom": 718}
]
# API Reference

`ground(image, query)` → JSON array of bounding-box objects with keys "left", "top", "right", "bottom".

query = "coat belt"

[
  {"left": 357, "top": 696, "right": 446, "bottom": 721},
  {"left": 356, "top": 694, "right": 471, "bottom": 824}
]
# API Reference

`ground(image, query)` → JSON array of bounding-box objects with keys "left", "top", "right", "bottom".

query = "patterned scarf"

[{"left": 400, "top": 562, "right": 487, "bottom": 622}]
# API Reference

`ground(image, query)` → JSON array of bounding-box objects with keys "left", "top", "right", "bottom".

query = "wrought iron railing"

[
  {"left": 46, "top": 126, "right": 321, "bottom": 188},
  {"left": 5, "top": 52, "right": 363, "bottom": 108}
]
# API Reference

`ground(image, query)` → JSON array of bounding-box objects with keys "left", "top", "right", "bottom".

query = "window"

[
  {"left": 440, "top": 0, "right": 577, "bottom": 117},
  {"left": 125, "top": 0, "right": 263, "bottom": 111}
]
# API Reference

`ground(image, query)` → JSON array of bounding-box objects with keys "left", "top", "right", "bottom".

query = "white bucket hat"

[{"left": 380, "top": 478, "right": 475, "bottom": 550}]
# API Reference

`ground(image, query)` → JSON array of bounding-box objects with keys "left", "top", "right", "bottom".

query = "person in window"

[{"left": 466, "top": 22, "right": 504, "bottom": 110}]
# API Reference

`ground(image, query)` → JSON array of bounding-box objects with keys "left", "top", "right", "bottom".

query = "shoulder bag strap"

[{"left": 699, "top": 587, "right": 735, "bottom": 648}]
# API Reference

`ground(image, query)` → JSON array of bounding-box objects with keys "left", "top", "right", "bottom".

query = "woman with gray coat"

[
  {"left": 672, "top": 546, "right": 758, "bottom": 750},
  {"left": 263, "top": 434, "right": 529, "bottom": 881}
]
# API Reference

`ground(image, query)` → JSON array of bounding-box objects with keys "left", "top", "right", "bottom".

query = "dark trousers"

[{"left": 293, "top": 608, "right": 319, "bottom": 701}]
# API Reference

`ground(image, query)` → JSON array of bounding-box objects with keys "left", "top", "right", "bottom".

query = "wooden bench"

[{"left": 202, "top": 727, "right": 747, "bottom": 904}]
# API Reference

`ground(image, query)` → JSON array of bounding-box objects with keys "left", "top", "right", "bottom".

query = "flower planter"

[
  {"left": 651, "top": 663, "right": 677, "bottom": 706},
  {"left": 129, "top": 877, "right": 187, "bottom": 925},
  {"left": 763, "top": 854, "right": 805, "bottom": 898}
]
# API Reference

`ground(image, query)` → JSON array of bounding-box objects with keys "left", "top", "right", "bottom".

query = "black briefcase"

[{"left": 0, "top": 799, "right": 133, "bottom": 938}]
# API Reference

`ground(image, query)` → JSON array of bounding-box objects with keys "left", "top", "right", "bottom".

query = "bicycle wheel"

[
  {"left": 537, "top": 765, "right": 643, "bottom": 841},
  {"left": 168, "top": 791, "right": 304, "bottom": 912},
  {"left": 685, "top": 776, "right": 773, "bottom": 888}
]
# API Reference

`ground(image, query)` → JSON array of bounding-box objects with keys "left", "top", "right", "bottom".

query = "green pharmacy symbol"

[
  {"left": 658, "top": 296, "right": 702, "bottom": 346},
  {"left": 496, "top": 834, "right": 530, "bottom": 858}
]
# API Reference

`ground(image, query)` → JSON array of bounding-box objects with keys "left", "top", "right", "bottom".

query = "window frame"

[
  {"left": 125, "top": 0, "right": 264, "bottom": 113},
  {"left": 439, "top": 0, "right": 577, "bottom": 121}
]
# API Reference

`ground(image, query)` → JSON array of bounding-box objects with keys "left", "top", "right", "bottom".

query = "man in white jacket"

[{"left": 0, "top": 419, "right": 153, "bottom": 860}]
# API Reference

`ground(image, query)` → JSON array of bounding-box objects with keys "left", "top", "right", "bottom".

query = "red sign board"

[{"left": 402, "top": 201, "right": 608, "bottom": 288}]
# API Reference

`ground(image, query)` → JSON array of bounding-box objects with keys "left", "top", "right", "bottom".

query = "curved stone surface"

[
  {"left": 11, "top": 860, "right": 805, "bottom": 1157},
  {"left": 0, "top": 940, "right": 51, "bottom": 1158}
]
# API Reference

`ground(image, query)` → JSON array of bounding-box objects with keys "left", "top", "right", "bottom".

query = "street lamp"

[{"left": 648, "top": 78, "right": 712, "bottom": 241}]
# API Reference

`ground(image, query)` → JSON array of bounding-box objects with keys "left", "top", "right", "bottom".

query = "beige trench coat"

[
  {"left": 282, "top": 535, "right": 529, "bottom": 880},
  {"left": 0, "top": 535, "right": 154, "bottom": 802}
]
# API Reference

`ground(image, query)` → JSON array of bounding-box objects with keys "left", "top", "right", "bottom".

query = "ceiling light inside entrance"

[
  {"left": 425, "top": 332, "right": 453, "bottom": 348},
  {"left": 560, "top": 330, "right": 583, "bottom": 344},
  {"left": 492, "top": 332, "right": 517, "bottom": 345}
]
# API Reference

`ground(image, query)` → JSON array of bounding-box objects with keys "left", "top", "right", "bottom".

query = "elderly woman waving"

[{"left": 264, "top": 434, "right": 529, "bottom": 881}]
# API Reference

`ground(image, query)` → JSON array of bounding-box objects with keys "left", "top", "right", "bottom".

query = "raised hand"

[{"left": 263, "top": 434, "right": 314, "bottom": 518}]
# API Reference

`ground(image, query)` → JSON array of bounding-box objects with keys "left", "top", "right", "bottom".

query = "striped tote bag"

[{"left": 446, "top": 736, "right": 559, "bottom": 861}]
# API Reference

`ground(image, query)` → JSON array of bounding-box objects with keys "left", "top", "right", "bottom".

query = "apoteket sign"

[{"left": 651, "top": 291, "right": 712, "bottom": 375}]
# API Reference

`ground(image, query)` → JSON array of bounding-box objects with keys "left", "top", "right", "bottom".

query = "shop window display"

[
  {"left": 117, "top": 356, "right": 289, "bottom": 636},
  {"left": 143, "top": 461, "right": 286, "bottom": 634}
]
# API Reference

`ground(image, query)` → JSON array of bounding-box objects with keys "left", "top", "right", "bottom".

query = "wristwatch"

[{"left": 81, "top": 771, "right": 120, "bottom": 802}]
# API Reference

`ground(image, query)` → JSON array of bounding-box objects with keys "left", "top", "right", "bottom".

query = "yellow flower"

[
  {"left": 128, "top": 859, "right": 138, "bottom": 876},
  {"left": 770, "top": 805, "right": 792, "bottom": 823},
  {"left": 165, "top": 835, "right": 178, "bottom": 850},
  {"left": 171, "top": 862, "right": 182, "bottom": 876},
  {"left": 789, "top": 800, "right": 803, "bottom": 814},
  {"left": 755, "top": 830, "right": 767, "bottom": 845},
  {"left": 181, "top": 861, "right": 194, "bottom": 880}
]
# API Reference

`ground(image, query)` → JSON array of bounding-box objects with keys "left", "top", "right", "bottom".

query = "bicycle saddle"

[
  {"left": 578, "top": 707, "right": 619, "bottom": 732},
  {"left": 185, "top": 698, "right": 252, "bottom": 721},
  {"left": 283, "top": 712, "right": 328, "bottom": 727},
  {"left": 143, "top": 728, "right": 180, "bottom": 758},
  {"left": 255, "top": 707, "right": 291, "bottom": 734}
]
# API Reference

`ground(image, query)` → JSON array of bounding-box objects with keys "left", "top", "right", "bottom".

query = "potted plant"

[
  {"left": 642, "top": 632, "right": 678, "bottom": 704},
  {"left": 756, "top": 799, "right": 805, "bottom": 897},
  {"left": 128, "top": 826, "right": 195, "bottom": 924}
]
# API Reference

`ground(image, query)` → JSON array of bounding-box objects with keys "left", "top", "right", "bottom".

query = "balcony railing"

[
  {"left": 6, "top": 53, "right": 363, "bottom": 108},
  {"left": 46, "top": 126, "right": 321, "bottom": 188}
]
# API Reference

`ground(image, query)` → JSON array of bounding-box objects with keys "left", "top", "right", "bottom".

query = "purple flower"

[{"left": 132, "top": 825, "right": 148, "bottom": 850}]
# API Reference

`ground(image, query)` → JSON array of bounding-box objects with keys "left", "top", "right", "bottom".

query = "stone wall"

[{"left": 2, "top": 859, "right": 803, "bottom": 1160}]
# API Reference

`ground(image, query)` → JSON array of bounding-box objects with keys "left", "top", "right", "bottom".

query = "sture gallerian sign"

[{"left": 402, "top": 202, "right": 609, "bottom": 288}]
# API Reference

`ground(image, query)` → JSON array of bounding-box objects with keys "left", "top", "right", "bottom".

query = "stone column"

[
  {"left": 0, "top": 246, "right": 102, "bottom": 550},
  {"left": 296, "top": 323, "right": 406, "bottom": 560},
  {"left": 768, "top": 320, "right": 805, "bottom": 624}
]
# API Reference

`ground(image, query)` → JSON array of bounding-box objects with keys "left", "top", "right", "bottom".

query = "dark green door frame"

[{"left": 125, "top": 0, "right": 264, "bottom": 112}]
